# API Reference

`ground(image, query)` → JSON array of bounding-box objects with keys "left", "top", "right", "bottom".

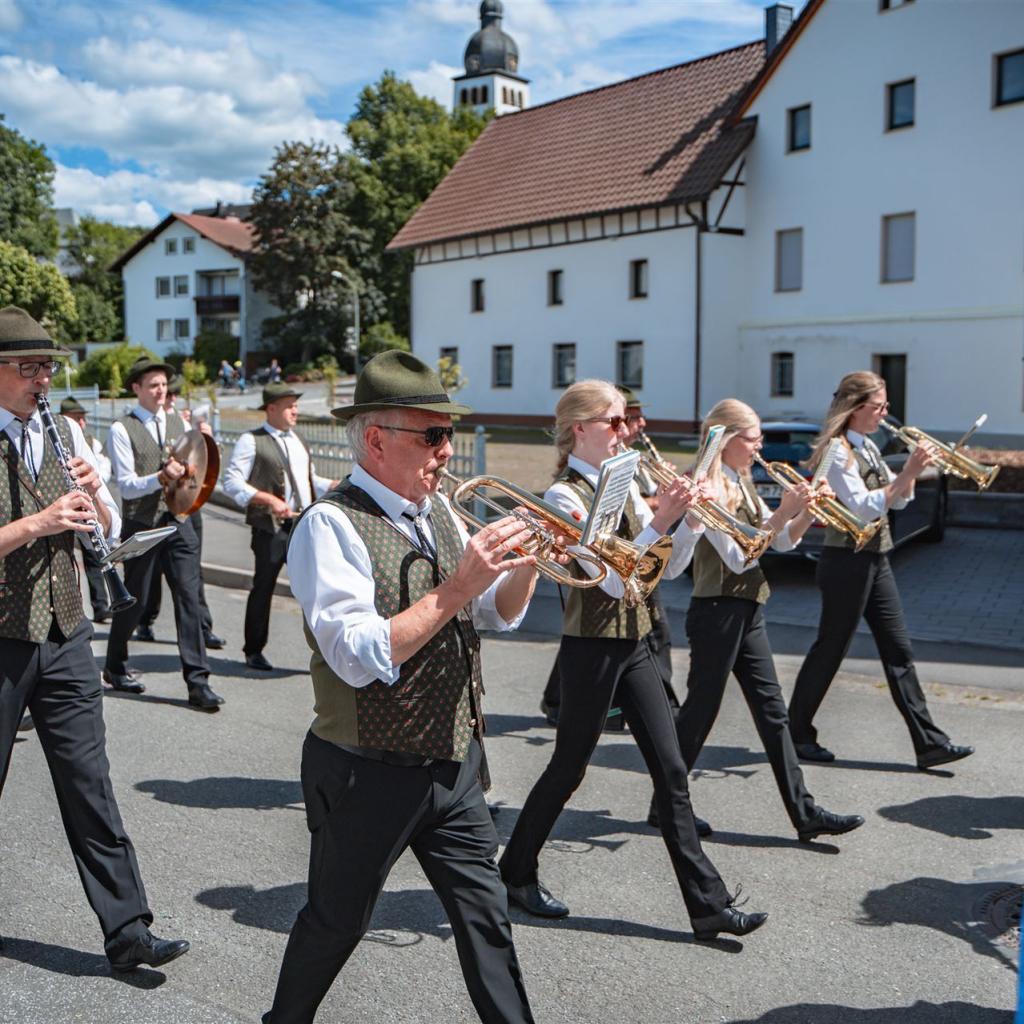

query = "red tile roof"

[
  {"left": 389, "top": 40, "right": 765, "bottom": 251},
  {"left": 109, "top": 212, "right": 257, "bottom": 271}
]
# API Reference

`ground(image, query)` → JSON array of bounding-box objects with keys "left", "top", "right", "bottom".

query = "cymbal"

[{"left": 164, "top": 429, "right": 220, "bottom": 518}]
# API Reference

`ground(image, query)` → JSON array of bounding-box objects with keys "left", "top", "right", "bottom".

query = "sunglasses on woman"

[
  {"left": 583, "top": 415, "right": 628, "bottom": 431},
  {"left": 378, "top": 424, "right": 456, "bottom": 447}
]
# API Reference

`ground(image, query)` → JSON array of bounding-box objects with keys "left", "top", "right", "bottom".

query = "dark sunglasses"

[
  {"left": 378, "top": 424, "right": 455, "bottom": 447},
  {"left": 584, "top": 415, "right": 627, "bottom": 431}
]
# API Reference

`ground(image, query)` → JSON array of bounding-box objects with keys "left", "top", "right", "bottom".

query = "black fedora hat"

[
  {"left": 125, "top": 355, "right": 175, "bottom": 387},
  {"left": 616, "top": 384, "right": 643, "bottom": 410},
  {"left": 60, "top": 397, "right": 87, "bottom": 415},
  {"left": 332, "top": 350, "right": 472, "bottom": 421},
  {"left": 258, "top": 383, "right": 303, "bottom": 410},
  {"left": 0, "top": 306, "right": 72, "bottom": 359}
]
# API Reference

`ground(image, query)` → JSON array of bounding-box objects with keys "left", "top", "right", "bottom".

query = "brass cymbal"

[{"left": 164, "top": 429, "right": 219, "bottom": 518}]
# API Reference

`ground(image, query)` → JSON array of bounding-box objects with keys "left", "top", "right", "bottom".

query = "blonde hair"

[
  {"left": 552, "top": 379, "right": 623, "bottom": 478},
  {"left": 699, "top": 398, "right": 760, "bottom": 513},
  {"left": 808, "top": 370, "right": 885, "bottom": 469}
]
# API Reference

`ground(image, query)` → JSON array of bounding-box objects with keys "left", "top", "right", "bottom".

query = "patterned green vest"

[
  {"left": 300, "top": 479, "right": 488, "bottom": 783},
  {"left": 244, "top": 427, "right": 314, "bottom": 535},
  {"left": 824, "top": 443, "right": 893, "bottom": 554},
  {"left": 692, "top": 475, "right": 771, "bottom": 605},
  {"left": 119, "top": 410, "right": 184, "bottom": 525},
  {"left": 558, "top": 468, "right": 654, "bottom": 640},
  {"left": 0, "top": 416, "right": 84, "bottom": 642}
]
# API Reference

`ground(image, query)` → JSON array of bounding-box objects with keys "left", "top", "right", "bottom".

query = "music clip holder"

[
  {"left": 579, "top": 450, "right": 641, "bottom": 548},
  {"left": 106, "top": 525, "right": 178, "bottom": 564}
]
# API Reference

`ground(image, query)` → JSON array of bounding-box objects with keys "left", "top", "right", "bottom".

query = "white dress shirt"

[
  {"left": 829, "top": 430, "right": 911, "bottom": 523},
  {"left": 107, "top": 404, "right": 168, "bottom": 499},
  {"left": 287, "top": 462, "right": 526, "bottom": 689},
  {"left": 0, "top": 405, "right": 121, "bottom": 541},
  {"left": 222, "top": 423, "right": 332, "bottom": 511},
  {"left": 544, "top": 453, "right": 702, "bottom": 600}
]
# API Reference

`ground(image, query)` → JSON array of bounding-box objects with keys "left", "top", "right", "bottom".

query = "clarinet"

[{"left": 35, "top": 393, "right": 136, "bottom": 612}]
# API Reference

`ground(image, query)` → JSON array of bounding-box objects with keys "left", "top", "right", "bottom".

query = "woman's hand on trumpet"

[
  {"left": 651, "top": 475, "right": 705, "bottom": 533},
  {"left": 778, "top": 480, "right": 817, "bottom": 521}
]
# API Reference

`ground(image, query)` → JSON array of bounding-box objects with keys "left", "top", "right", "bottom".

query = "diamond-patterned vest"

[
  {"left": 692, "top": 474, "right": 771, "bottom": 604},
  {"left": 299, "top": 479, "right": 489, "bottom": 785},
  {"left": 119, "top": 410, "right": 184, "bottom": 525},
  {"left": 824, "top": 442, "right": 893, "bottom": 554},
  {"left": 244, "top": 427, "right": 315, "bottom": 535},
  {"left": 558, "top": 468, "right": 654, "bottom": 640},
  {"left": 0, "top": 416, "right": 84, "bottom": 642}
]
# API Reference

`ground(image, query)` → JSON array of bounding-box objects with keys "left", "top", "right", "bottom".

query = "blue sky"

[{"left": 0, "top": 0, "right": 802, "bottom": 226}]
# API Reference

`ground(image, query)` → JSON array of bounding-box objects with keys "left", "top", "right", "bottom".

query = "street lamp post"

[{"left": 330, "top": 270, "right": 359, "bottom": 369}]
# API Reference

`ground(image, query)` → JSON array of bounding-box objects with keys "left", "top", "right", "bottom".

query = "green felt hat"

[
  {"left": 125, "top": 355, "right": 175, "bottom": 387},
  {"left": 616, "top": 384, "right": 643, "bottom": 410},
  {"left": 167, "top": 373, "right": 184, "bottom": 395},
  {"left": 331, "top": 350, "right": 472, "bottom": 421},
  {"left": 258, "top": 383, "right": 303, "bottom": 410},
  {"left": 60, "top": 397, "right": 87, "bottom": 415},
  {"left": 0, "top": 306, "right": 72, "bottom": 359}
]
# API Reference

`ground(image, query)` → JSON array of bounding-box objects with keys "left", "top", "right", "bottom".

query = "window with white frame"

[
  {"left": 156, "top": 319, "right": 172, "bottom": 341},
  {"left": 155, "top": 276, "right": 171, "bottom": 297},
  {"left": 182, "top": 237, "right": 195, "bottom": 253},
  {"left": 552, "top": 344, "right": 576, "bottom": 388},
  {"left": 882, "top": 212, "right": 915, "bottom": 282},
  {"left": 492, "top": 345, "right": 513, "bottom": 388},
  {"left": 164, "top": 238, "right": 177, "bottom": 255},
  {"left": 775, "top": 229, "right": 803, "bottom": 292},
  {"left": 174, "top": 275, "right": 189, "bottom": 296},
  {"left": 174, "top": 319, "right": 190, "bottom": 340},
  {"left": 771, "top": 352, "right": 794, "bottom": 397},
  {"left": 616, "top": 341, "right": 643, "bottom": 389}
]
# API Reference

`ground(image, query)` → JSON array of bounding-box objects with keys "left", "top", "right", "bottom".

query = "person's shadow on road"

[
  {"left": 0, "top": 937, "right": 167, "bottom": 987},
  {"left": 135, "top": 776, "right": 303, "bottom": 811},
  {"left": 878, "top": 795, "right": 1024, "bottom": 839},
  {"left": 726, "top": 1001, "right": 1011, "bottom": 1023}
]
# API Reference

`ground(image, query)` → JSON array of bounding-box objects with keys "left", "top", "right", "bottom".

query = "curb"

[
  {"left": 949, "top": 490, "right": 1024, "bottom": 530},
  {"left": 201, "top": 562, "right": 292, "bottom": 598}
]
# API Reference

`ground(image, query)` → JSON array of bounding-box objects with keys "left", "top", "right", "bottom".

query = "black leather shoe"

[
  {"left": 188, "top": 682, "right": 225, "bottom": 711},
  {"left": 504, "top": 879, "right": 569, "bottom": 918},
  {"left": 693, "top": 905, "right": 769, "bottom": 941},
  {"left": 245, "top": 652, "right": 274, "bottom": 671},
  {"left": 917, "top": 742, "right": 974, "bottom": 770},
  {"left": 103, "top": 670, "right": 145, "bottom": 694},
  {"left": 204, "top": 632, "right": 226, "bottom": 650},
  {"left": 539, "top": 698, "right": 559, "bottom": 726},
  {"left": 134, "top": 624, "right": 156, "bottom": 642},
  {"left": 647, "top": 797, "right": 712, "bottom": 837},
  {"left": 794, "top": 742, "right": 835, "bottom": 763},
  {"left": 93, "top": 608, "right": 111, "bottom": 624},
  {"left": 798, "top": 809, "right": 865, "bottom": 843},
  {"left": 109, "top": 931, "right": 190, "bottom": 973}
]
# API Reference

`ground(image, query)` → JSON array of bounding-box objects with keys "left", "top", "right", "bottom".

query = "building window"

[
  {"left": 502, "top": 86, "right": 508, "bottom": 104},
  {"left": 471, "top": 278, "right": 485, "bottom": 312},
  {"left": 887, "top": 79, "right": 915, "bottom": 129},
  {"left": 164, "top": 238, "right": 177, "bottom": 255},
  {"left": 182, "top": 237, "right": 195, "bottom": 253},
  {"left": 155, "top": 276, "right": 171, "bottom": 297},
  {"left": 879, "top": 0, "right": 913, "bottom": 9},
  {"left": 882, "top": 212, "right": 915, "bottom": 282},
  {"left": 440, "top": 346, "right": 458, "bottom": 365},
  {"left": 174, "top": 318, "right": 190, "bottom": 340},
  {"left": 481, "top": 85, "right": 488, "bottom": 104},
  {"left": 771, "top": 352, "right": 794, "bottom": 397},
  {"left": 552, "top": 344, "right": 576, "bottom": 389},
  {"left": 775, "top": 228, "right": 803, "bottom": 292},
  {"left": 174, "top": 274, "right": 189, "bottom": 296},
  {"left": 548, "top": 269, "right": 564, "bottom": 306},
  {"left": 995, "top": 49, "right": 1024, "bottom": 107},
  {"left": 616, "top": 341, "right": 643, "bottom": 390},
  {"left": 460, "top": 88, "right": 468, "bottom": 105},
  {"left": 156, "top": 319, "right": 172, "bottom": 342},
  {"left": 471, "top": 86, "right": 479, "bottom": 104},
  {"left": 787, "top": 104, "right": 811, "bottom": 152},
  {"left": 492, "top": 345, "right": 513, "bottom": 388},
  {"left": 629, "top": 259, "right": 648, "bottom": 299}
]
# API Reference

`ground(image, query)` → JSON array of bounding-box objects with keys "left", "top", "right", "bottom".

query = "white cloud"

[
  {"left": 407, "top": 60, "right": 463, "bottom": 106},
  {"left": 0, "top": 0, "right": 21, "bottom": 33}
]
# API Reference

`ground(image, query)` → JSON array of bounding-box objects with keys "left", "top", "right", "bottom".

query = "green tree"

[
  {"left": 360, "top": 320, "right": 409, "bottom": 361},
  {"left": 193, "top": 327, "right": 238, "bottom": 377},
  {"left": 77, "top": 343, "right": 153, "bottom": 394},
  {"left": 437, "top": 355, "right": 467, "bottom": 396},
  {"left": 0, "top": 239, "right": 77, "bottom": 337},
  {"left": 0, "top": 115, "right": 58, "bottom": 258}
]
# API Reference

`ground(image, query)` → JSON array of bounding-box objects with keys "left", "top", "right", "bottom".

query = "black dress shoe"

[
  {"left": 794, "top": 741, "right": 835, "bottom": 763},
  {"left": 108, "top": 931, "right": 190, "bottom": 973},
  {"left": 798, "top": 809, "right": 865, "bottom": 843},
  {"left": 188, "top": 682, "right": 225, "bottom": 711},
  {"left": 539, "top": 698, "right": 559, "bottom": 726},
  {"left": 693, "top": 905, "right": 769, "bottom": 941},
  {"left": 504, "top": 879, "right": 569, "bottom": 918},
  {"left": 917, "top": 742, "right": 974, "bottom": 770},
  {"left": 93, "top": 608, "right": 111, "bottom": 624},
  {"left": 204, "top": 632, "right": 226, "bottom": 650},
  {"left": 647, "top": 797, "right": 712, "bottom": 837},
  {"left": 102, "top": 670, "right": 145, "bottom": 694},
  {"left": 134, "top": 624, "right": 156, "bottom": 642},
  {"left": 245, "top": 652, "right": 274, "bottom": 671}
]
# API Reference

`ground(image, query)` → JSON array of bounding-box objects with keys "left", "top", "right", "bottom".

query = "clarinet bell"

[{"left": 103, "top": 567, "right": 136, "bottom": 614}]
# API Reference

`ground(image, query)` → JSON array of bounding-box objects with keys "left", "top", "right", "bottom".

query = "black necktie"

[
  {"left": 402, "top": 511, "right": 436, "bottom": 561},
  {"left": 154, "top": 414, "right": 164, "bottom": 451}
]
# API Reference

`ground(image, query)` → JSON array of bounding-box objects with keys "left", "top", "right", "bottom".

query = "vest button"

[
  {"left": 52, "top": 574, "right": 58, "bottom": 582},
  {"left": 469, "top": 719, "right": 477, "bottom": 728}
]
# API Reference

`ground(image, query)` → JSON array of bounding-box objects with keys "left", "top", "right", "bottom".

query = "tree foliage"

[
  {"left": 76, "top": 343, "right": 154, "bottom": 394},
  {"left": 193, "top": 327, "right": 239, "bottom": 375},
  {"left": 0, "top": 239, "right": 77, "bottom": 337},
  {"left": 361, "top": 320, "right": 410, "bottom": 360},
  {"left": 0, "top": 115, "right": 58, "bottom": 258}
]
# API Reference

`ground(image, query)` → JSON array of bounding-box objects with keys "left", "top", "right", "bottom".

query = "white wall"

[
  {"left": 453, "top": 72, "right": 529, "bottom": 115},
  {"left": 741, "top": 0, "right": 1024, "bottom": 435}
]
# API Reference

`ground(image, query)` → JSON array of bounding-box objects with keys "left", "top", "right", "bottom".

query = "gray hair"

[{"left": 345, "top": 408, "right": 411, "bottom": 464}]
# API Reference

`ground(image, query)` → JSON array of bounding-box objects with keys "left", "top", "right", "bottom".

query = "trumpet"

[
  {"left": 878, "top": 417, "right": 1000, "bottom": 491},
  {"left": 753, "top": 454, "right": 883, "bottom": 552},
  {"left": 621, "top": 441, "right": 774, "bottom": 565},
  {"left": 440, "top": 468, "right": 671, "bottom": 608}
]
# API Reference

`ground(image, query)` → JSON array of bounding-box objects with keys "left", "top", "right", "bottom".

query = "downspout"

[{"left": 687, "top": 202, "right": 709, "bottom": 428}]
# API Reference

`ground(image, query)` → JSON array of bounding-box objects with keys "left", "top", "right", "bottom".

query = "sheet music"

[
  {"left": 107, "top": 525, "right": 178, "bottom": 563},
  {"left": 812, "top": 438, "right": 842, "bottom": 488},
  {"left": 693, "top": 424, "right": 726, "bottom": 481},
  {"left": 579, "top": 450, "right": 640, "bottom": 548}
]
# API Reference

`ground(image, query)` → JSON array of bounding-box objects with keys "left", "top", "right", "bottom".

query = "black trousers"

[
  {"left": 267, "top": 733, "right": 533, "bottom": 1024},
  {"left": 0, "top": 619, "right": 152, "bottom": 954},
  {"left": 243, "top": 525, "right": 290, "bottom": 657},
  {"left": 788, "top": 548, "right": 949, "bottom": 755},
  {"left": 78, "top": 537, "right": 110, "bottom": 617},
  {"left": 677, "top": 597, "right": 817, "bottom": 830},
  {"left": 105, "top": 514, "right": 210, "bottom": 689},
  {"left": 140, "top": 510, "right": 212, "bottom": 635},
  {"left": 502, "top": 634, "right": 730, "bottom": 923}
]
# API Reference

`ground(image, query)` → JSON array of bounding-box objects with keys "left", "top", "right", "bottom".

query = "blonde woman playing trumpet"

[
  {"left": 499, "top": 380, "right": 768, "bottom": 942},
  {"left": 787, "top": 372, "right": 974, "bottom": 770},
  {"left": 658, "top": 399, "right": 863, "bottom": 844}
]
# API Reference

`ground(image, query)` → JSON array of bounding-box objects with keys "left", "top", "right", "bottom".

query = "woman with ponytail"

[
  {"left": 500, "top": 380, "right": 769, "bottom": 942},
  {"left": 788, "top": 371, "right": 974, "bottom": 770}
]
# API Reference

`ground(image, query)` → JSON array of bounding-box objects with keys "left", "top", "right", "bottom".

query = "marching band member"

[
  {"left": 499, "top": 379, "right": 768, "bottom": 942},
  {"left": 788, "top": 371, "right": 974, "bottom": 770}
]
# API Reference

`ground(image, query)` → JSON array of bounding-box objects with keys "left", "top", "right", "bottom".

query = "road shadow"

[
  {"left": 0, "top": 937, "right": 166, "bottom": 987},
  {"left": 482, "top": 713, "right": 555, "bottom": 748},
  {"left": 95, "top": 651, "right": 298, "bottom": 680},
  {"left": 878, "top": 795, "right": 1024, "bottom": 839},
  {"left": 492, "top": 803, "right": 647, "bottom": 852},
  {"left": 727, "top": 1001, "right": 1011, "bottom": 1023},
  {"left": 102, "top": 689, "right": 210, "bottom": 713},
  {"left": 135, "top": 776, "right": 303, "bottom": 811}
]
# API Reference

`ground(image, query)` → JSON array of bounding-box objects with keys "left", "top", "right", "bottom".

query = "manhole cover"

[{"left": 976, "top": 884, "right": 1023, "bottom": 948}]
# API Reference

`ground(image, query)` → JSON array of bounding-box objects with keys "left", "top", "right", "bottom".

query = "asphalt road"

[{"left": 1, "top": 579, "right": 1020, "bottom": 1023}]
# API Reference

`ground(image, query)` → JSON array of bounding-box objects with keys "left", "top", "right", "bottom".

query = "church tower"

[{"left": 452, "top": 0, "right": 529, "bottom": 116}]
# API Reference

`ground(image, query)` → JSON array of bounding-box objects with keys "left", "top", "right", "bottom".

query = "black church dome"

[{"left": 463, "top": 0, "right": 520, "bottom": 75}]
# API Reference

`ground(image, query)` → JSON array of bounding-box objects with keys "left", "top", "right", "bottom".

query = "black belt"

[{"left": 334, "top": 743, "right": 433, "bottom": 767}]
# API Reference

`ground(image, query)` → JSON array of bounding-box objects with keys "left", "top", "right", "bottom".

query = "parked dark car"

[{"left": 751, "top": 420, "right": 947, "bottom": 558}]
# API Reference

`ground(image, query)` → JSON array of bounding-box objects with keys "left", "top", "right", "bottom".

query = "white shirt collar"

[
  {"left": 350, "top": 463, "right": 431, "bottom": 522},
  {"left": 0, "top": 407, "right": 41, "bottom": 433},
  {"left": 722, "top": 464, "right": 740, "bottom": 482},
  {"left": 567, "top": 453, "right": 600, "bottom": 485},
  {"left": 846, "top": 429, "right": 868, "bottom": 449},
  {"left": 132, "top": 403, "right": 165, "bottom": 427},
  {"left": 264, "top": 422, "right": 291, "bottom": 438}
]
